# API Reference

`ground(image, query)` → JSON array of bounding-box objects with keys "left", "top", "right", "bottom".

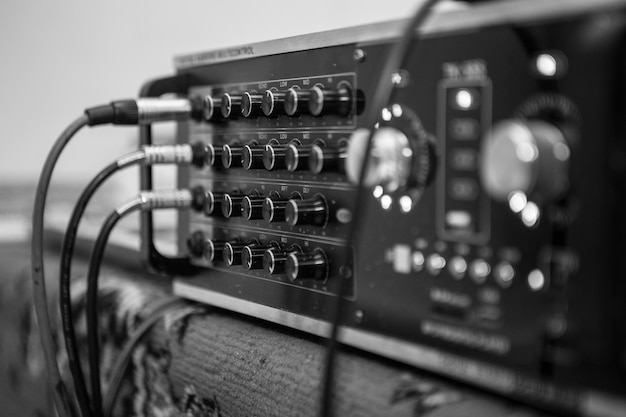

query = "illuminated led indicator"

[
  {"left": 521, "top": 201, "right": 540, "bottom": 227},
  {"left": 399, "top": 195, "right": 413, "bottom": 213},
  {"left": 470, "top": 259, "right": 491, "bottom": 283},
  {"left": 515, "top": 141, "right": 539, "bottom": 163},
  {"left": 445, "top": 210, "right": 472, "bottom": 228},
  {"left": 412, "top": 251, "right": 425, "bottom": 272},
  {"left": 455, "top": 89, "right": 475, "bottom": 110},
  {"left": 380, "top": 195, "right": 393, "bottom": 210},
  {"left": 449, "top": 256, "right": 467, "bottom": 280},
  {"left": 536, "top": 53, "right": 558, "bottom": 77},
  {"left": 554, "top": 142, "right": 571, "bottom": 161},
  {"left": 528, "top": 269, "right": 546, "bottom": 291},
  {"left": 393, "top": 244, "right": 412, "bottom": 274},
  {"left": 373, "top": 185, "right": 384, "bottom": 198},
  {"left": 508, "top": 191, "right": 527, "bottom": 214},
  {"left": 495, "top": 262, "right": 515, "bottom": 288},
  {"left": 381, "top": 108, "right": 393, "bottom": 121},
  {"left": 427, "top": 254, "right": 446, "bottom": 274},
  {"left": 391, "top": 104, "right": 403, "bottom": 118}
]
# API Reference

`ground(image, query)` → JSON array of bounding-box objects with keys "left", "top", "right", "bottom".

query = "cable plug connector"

[
  {"left": 139, "top": 189, "right": 193, "bottom": 211},
  {"left": 142, "top": 144, "right": 196, "bottom": 166},
  {"left": 84, "top": 98, "right": 192, "bottom": 126}
]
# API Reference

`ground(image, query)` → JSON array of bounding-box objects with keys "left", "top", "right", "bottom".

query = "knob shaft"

[
  {"left": 309, "top": 144, "right": 346, "bottom": 174},
  {"left": 221, "top": 93, "right": 242, "bottom": 119},
  {"left": 285, "top": 194, "right": 328, "bottom": 227},
  {"left": 222, "top": 144, "right": 243, "bottom": 168},
  {"left": 206, "top": 239, "right": 227, "bottom": 262},
  {"left": 223, "top": 241, "right": 247, "bottom": 266},
  {"left": 222, "top": 194, "right": 244, "bottom": 218},
  {"left": 205, "top": 144, "right": 224, "bottom": 168},
  {"left": 286, "top": 144, "right": 313, "bottom": 172},
  {"left": 242, "top": 196, "right": 265, "bottom": 220},
  {"left": 284, "top": 87, "right": 312, "bottom": 116},
  {"left": 205, "top": 191, "right": 225, "bottom": 217},
  {"left": 285, "top": 249, "right": 329, "bottom": 281},
  {"left": 262, "top": 90, "right": 287, "bottom": 117},
  {"left": 309, "top": 85, "right": 353, "bottom": 117},
  {"left": 243, "top": 145, "right": 265, "bottom": 170},
  {"left": 263, "top": 144, "right": 288, "bottom": 170},
  {"left": 242, "top": 92, "right": 264, "bottom": 118}
]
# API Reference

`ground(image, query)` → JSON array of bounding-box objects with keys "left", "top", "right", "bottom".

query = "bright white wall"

[{"left": 0, "top": 0, "right": 418, "bottom": 186}]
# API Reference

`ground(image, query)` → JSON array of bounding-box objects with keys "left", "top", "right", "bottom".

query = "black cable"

[
  {"left": 86, "top": 198, "right": 142, "bottom": 417},
  {"left": 32, "top": 114, "right": 90, "bottom": 417},
  {"left": 319, "top": 2, "right": 442, "bottom": 416},
  {"left": 103, "top": 298, "right": 186, "bottom": 417},
  {"left": 59, "top": 150, "right": 145, "bottom": 417},
  {"left": 85, "top": 190, "right": 192, "bottom": 417}
]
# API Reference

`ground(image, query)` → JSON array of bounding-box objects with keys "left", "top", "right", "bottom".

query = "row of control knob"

[
  {"left": 191, "top": 187, "right": 330, "bottom": 227},
  {"left": 202, "top": 142, "right": 346, "bottom": 174},
  {"left": 201, "top": 84, "right": 357, "bottom": 121},
  {"left": 187, "top": 232, "right": 329, "bottom": 281}
]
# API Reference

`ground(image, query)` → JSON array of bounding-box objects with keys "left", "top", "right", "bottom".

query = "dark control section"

[{"left": 165, "top": 5, "right": 626, "bottom": 416}]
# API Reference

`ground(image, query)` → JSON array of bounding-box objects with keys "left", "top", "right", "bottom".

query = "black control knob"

[
  {"left": 263, "top": 194, "right": 301, "bottom": 223},
  {"left": 205, "top": 144, "right": 224, "bottom": 168},
  {"left": 480, "top": 119, "right": 570, "bottom": 203},
  {"left": 190, "top": 186, "right": 206, "bottom": 212},
  {"left": 222, "top": 194, "right": 244, "bottom": 218},
  {"left": 186, "top": 231, "right": 207, "bottom": 258},
  {"left": 309, "top": 85, "right": 353, "bottom": 117},
  {"left": 263, "top": 144, "right": 288, "bottom": 170},
  {"left": 309, "top": 144, "right": 346, "bottom": 174},
  {"left": 221, "top": 93, "right": 242, "bottom": 119},
  {"left": 202, "top": 95, "right": 224, "bottom": 121},
  {"left": 285, "top": 194, "right": 328, "bottom": 227},
  {"left": 284, "top": 87, "right": 312, "bottom": 116},
  {"left": 242, "top": 196, "right": 265, "bottom": 220},
  {"left": 263, "top": 247, "right": 301, "bottom": 275},
  {"left": 222, "top": 144, "right": 243, "bottom": 168},
  {"left": 205, "top": 191, "right": 225, "bottom": 217},
  {"left": 206, "top": 239, "right": 227, "bottom": 262},
  {"left": 223, "top": 241, "right": 247, "bottom": 266},
  {"left": 285, "top": 249, "right": 329, "bottom": 281},
  {"left": 243, "top": 145, "right": 265, "bottom": 170},
  {"left": 262, "top": 90, "right": 287, "bottom": 117},
  {"left": 242, "top": 92, "right": 264, "bottom": 118},
  {"left": 242, "top": 244, "right": 272, "bottom": 270},
  {"left": 285, "top": 144, "right": 313, "bottom": 172}
]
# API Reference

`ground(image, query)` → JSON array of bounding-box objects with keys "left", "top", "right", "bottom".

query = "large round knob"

[
  {"left": 346, "top": 117, "right": 436, "bottom": 193},
  {"left": 480, "top": 119, "right": 570, "bottom": 203},
  {"left": 309, "top": 85, "right": 353, "bottom": 117},
  {"left": 263, "top": 247, "right": 300, "bottom": 274},
  {"left": 242, "top": 244, "right": 272, "bottom": 270},
  {"left": 285, "top": 194, "right": 328, "bottom": 227},
  {"left": 263, "top": 194, "right": 301, "bottom": 223},
  {"left": 346, "top": 128, "right": 412, "bottom": 192},
  {"left": 263, "top": 144, "right": 288, "bottom": 170},
  {"left": 205, "top": 191, "right": 225, "bottom": 217},
  {"left": 205, "top": 144, "right": 224, "bottom": 168},
  {"left": 286, "top": 144, "right": 313, "bottom": 172},
  {"left": 222, "top": 194, "right": 244, "bottom": 218},
  {"left": 285, "top": 249, "right": 329, "bottom": 281}
]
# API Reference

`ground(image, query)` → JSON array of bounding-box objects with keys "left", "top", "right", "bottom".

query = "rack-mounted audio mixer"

[{"left": 139, "top": 0, "right": 626, "bottom": 415}]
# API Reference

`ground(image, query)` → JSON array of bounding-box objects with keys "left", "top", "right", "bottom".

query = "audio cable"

[
  {"left": 59, "top": 144, "right": 204, "bottom": 417},
  {"left": 319, "top": 1, "right": 443, "bottom": 417},
  {"left": 32, "top": 97, "right": 195, "bottom": 417},
  {"left": 85, "top": 189, "right": 193, "bottom": 417}
]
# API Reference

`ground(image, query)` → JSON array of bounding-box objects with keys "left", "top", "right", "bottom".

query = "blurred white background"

[{"left": 0, "top": 0, "right": 418, "bottom": 187}]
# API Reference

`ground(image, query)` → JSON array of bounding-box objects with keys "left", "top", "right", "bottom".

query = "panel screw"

[{"left": 353, "top": 48, "right": 367, "bottom": 63}]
